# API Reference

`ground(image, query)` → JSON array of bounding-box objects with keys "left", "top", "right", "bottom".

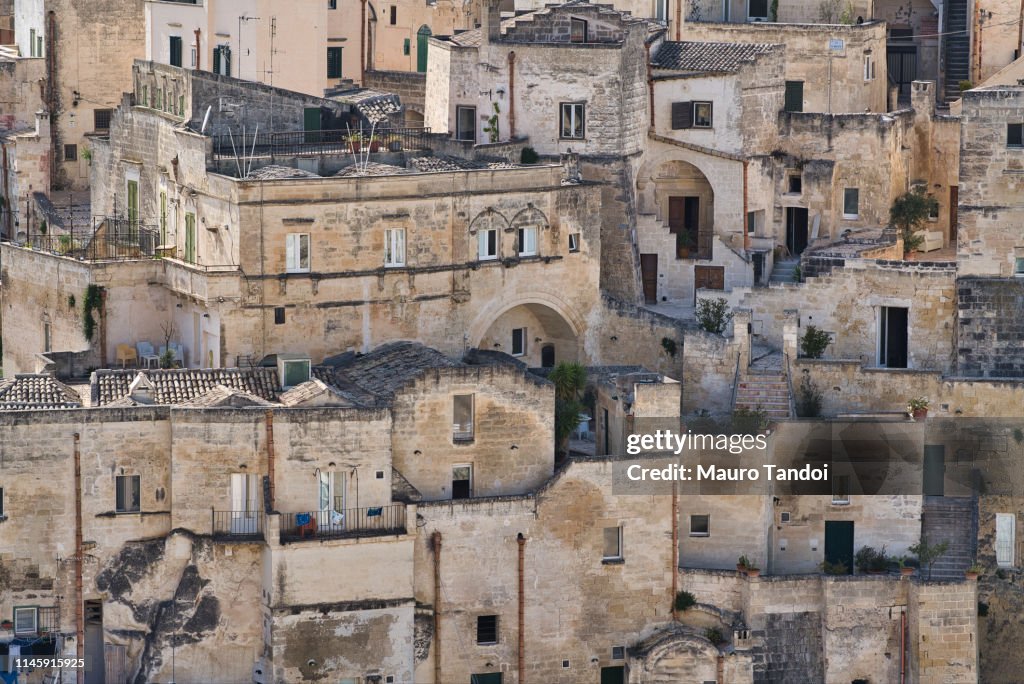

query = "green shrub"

[
  {"left": 520, "top": 146, "right": 539, "bottom": 164},
  {"left": 695, "top": 297, "right": 733, "bottom": 334},
  {"left": 674, "top": 590, "right": 696, "bottom": 611},
  {"left": 796, "top": 372, "right": 822, "bottom": 418},
  {"left": 703, "top": 627, "right": 726, "bottom": 645},
  {"left": 819, "top": 559, "right": 849, "bottom": 575},
  {"left": 799, "top": 325, "right": 831, "bottom": 359}
]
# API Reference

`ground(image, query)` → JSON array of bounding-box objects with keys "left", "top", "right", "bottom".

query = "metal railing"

[
  {"left": 211, "top": 509, "right": 265, "bottom": 540},
  {"left": 37, "top": 606, "right": 59, "bottom": 635},
  {"left": 15, "top": 218, "right": 160, "bottom": 261},
  {"left": 210, "top": 126, "right": 431, "bottom": 163},
  {"left": 280, "top": 504, "right": 406, "bottom": 543}
]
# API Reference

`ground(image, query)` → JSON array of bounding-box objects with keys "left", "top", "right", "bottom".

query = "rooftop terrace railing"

[
  {"left": 279, "top": 504, "right": 407, "bottom": 543},
  {"left": 14, "top": 218, "right": 160, "bottom": 261},
  {"left": 210, "top": 126, "right": 432, "bottom": 164}
]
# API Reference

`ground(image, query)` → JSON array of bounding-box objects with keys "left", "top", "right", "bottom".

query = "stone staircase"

[
  {"left": 942, "top": 0, "right": 971, "bottom": 102},
  {"left": 734, "top": 349, "right": 791, "bottom": 419},
  {"left": 769, "top": 257, "right": 800, "bottom": 284},
  {"left": 920, "top": 496, "right": 978, "bottom": 580}
]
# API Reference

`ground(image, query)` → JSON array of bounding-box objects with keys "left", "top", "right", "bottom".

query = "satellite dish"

[{"left": 200, "top": 105, "right": 212, "bottom": 134}]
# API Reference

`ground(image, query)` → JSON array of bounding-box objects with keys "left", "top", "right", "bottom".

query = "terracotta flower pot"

[
  {"left": 900, "top": 567, "right": 915, "bottom": 577},
  {"left": 736, "top": 564, "right": 747, "bottom": 572},
  {"left": 965, "top": 571, "right": 979, "bottom": 580},
  {"left": 912, "top": 408, "right": 928, "bottom": 421},
  {"left": 746, "top": 568, "right": 761, "bottom": 578}
]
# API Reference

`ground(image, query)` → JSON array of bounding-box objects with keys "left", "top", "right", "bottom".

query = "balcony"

[
  {"left": 279, "top": 504, "right": 407, "bottom": 544},
  {"left": 13, "top": 218, "right": 160, "bottom": 262},
  {"left": 211, "top": 509, "right": 265, "bottom": 541}
]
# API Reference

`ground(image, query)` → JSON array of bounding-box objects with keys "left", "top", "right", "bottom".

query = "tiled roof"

[
  {"left": 279, "top": 378, "right": 361, "bottom": 407},
  {"left": 651, "top": 41, "right": 779, "bottom": 72},
  {"left": 93, "top": 368, "right": 282, "bottom": 406},
  {"left": 326, "top": 341, "right": 462, "bottom": 404},
  {"left": 329, "top": 89, "right": 403, "bottom": 124},
  {"left": 334, "top": 162, "right": 411, "bottom": 177},
  {"left": 410, "top": 155, "right": 519, "bottom": 172},
  {"left": 0, "top": 374, "right": 83, "bottom": 410},
  {"left": 179, "top": 385, "right": 276, "bottom": 408},
  {"left": 246, "top": 165, "right": 320, "bottom": 180}
]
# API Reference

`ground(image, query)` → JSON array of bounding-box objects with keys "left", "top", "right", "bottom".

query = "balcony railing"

[
  {"left": 211, "top": 509, "right": 265, "bottom": 541},
  {"left": 15, "top": 218, "right": 160, "bottom": 261},
  {"left": 210, "top": 126, "right": 431, "bottom": 164},
  {"left": 279, "top": 504, "right": 406, "bottom": 543}
]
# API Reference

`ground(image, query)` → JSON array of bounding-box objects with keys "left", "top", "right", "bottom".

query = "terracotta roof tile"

[
  {"left": 651, "top": 41, "right": 780, "bottom": 72},
  {"left": 0, "top": 374, "right": 83, "bottom": 410},
  {"left": 92, "top": 368, "right": 282, "bottom": 406}
]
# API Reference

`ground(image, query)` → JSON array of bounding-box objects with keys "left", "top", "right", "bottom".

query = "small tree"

[
  {"left": 800, "top": 325, "right": 831, "bottom": 359},
  {"left": 549, "top": 361, "right": 587, "bottom": 458},
  {"left": 890, "top": 189, "right": 938, "bottom": 256},
  {"left": 909, "top": 536, "right": 949, "bottom": 580},
  {"left": 796, "top": 371, "right": 823, "bottom": 418},
  {"left": 695, "top": 298, "right": 733, "bottom": 334},
  {"left": 483, "top": 102, "right": 501, "bottom": 143}
]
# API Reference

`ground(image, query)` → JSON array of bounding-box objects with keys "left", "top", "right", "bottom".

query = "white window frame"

[
  {"left": 1015, "top": 256, "right": 1024, "bottom": 277},
  {"left": 689, "top": 514, "right": 710, "bottom": 537},
  {"left": 842, "top": 187, "right": 860, "bottom": 219},
  {"left": 996, "top": 513, "right": 1016, "bottom": 567},
  {"left": 116, "top": 475, "right": 141, "bottom": 513},
  {"left": 13, "top": 607, "right": 37, "bottom": 636},
  {"left": 478, "top": 227, "right": 497, "bottom": 260},
  {"left": 511, "top": 327, "right": 527, "bottom": 356},
  {"left": 453, "top": 395, "right": 474, "bottom": 441},
  {"left": 560, "top": 102, "right": 585, "bottom": 140},
  {"left": 456, "top": 105, "right": 477, "bottom": 143},
  {"left": 568, "top": 233, "right": 580, "bottom": 252},
  {"left": 191, "top": 46, "right": 197, "bottom": 68},
  {"left": 832, "top": 474, "right": 851, "bottom": 505},
  {"left": 384, "top": 228, "right": 406, "bottom": 267},
  {"left": 654, "top": 0, "right": 668, "bottom": 20},
  {"left": 602, "top": 525, "right": 623, "bottom": 560},
  {"left": 281, "top": 359, "right": 311, "bottom": 388},
  {"left": 286, "top": 233, "right": 311, "bottom": 273},
  {"left": 451, "top": 463, "right": 473, "bottom": 498},
  {"left": 518, "top": 225, "right": 537, "bottom": 257},
  {"left": 693, "top": 101, "right": 713, "bottom": 128},
  {"left": 863, "top": 55, "right": 876, "bottom": 81}
]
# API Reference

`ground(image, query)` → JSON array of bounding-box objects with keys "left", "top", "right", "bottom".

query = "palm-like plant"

[{"left": 549, "top": 361, "right": 587, "bottom": 458}]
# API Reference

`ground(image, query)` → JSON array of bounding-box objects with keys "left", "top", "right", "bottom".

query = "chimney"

[
  {"left": 127, "top": 372, "right": 155, "bottom": 404},
  {"left": 34, "top": 109, "right": 49, "bottom": 138},
  {"left": 483, "top": 0, "right": 502, "bottom": 43}
]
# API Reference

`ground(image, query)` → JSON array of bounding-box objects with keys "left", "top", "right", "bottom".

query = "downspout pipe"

[
  {"left": 671, "top": 481, "right": 679, "bottom": 618},
  {"left": 675, "top": 0, "right": 682, "bottom": 40},
  {"left": 900, "top": 608, "right": 907, "bottom": 684},
  {"left": 265, "top": 410, "right": 276, "bottom": 510},
  {"left": 507, "top": 52, "right": 516, "bottom": 139},
  {"left": 360, "top": 0, "right": 368, "bottom": 83},
  {"left": 194, "top": 29, "right": 201, "bottom": 71},
  {"left": 74, "top": 433, "right": 84, "bottom": 684},
  {"left": 517, "top": 533, "right": 526, "bottom": 683},
  {"left": 433, "top": 531, "right": 442, "bottom": 684},
  {"left": 742, "top": 160, "right": 750, "bottom": 251},
  {"left": 646, "top": 42, "right": 654, "bottom": 128}
]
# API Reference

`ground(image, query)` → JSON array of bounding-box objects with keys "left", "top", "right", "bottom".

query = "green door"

[
  {"left": 601, "top": 666, "right": 625, "bottom": 684},
  {"left": 824, "top": 520, "right": 854, "bottom": 574},
  {"left": 416, "top": 25, "right": 431, "bottom": 72},
  {"left": 127, "top": 180, "right": 139, "bottom": 238},
  {"left": 185, "top": 213, "right": 196, "bottom": 263},
  {"left": 304, "top": 107, "right": 321, "bottom": 143}
]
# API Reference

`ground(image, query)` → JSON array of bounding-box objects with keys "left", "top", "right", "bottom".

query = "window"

[
  {"left": 1008, "top": 123, "right": 1023, "bottom": 147},
  {"left": 602, "top": 526, "right": 623, "bottom": 560},
  {"left": 560, "top": 103, "right": 585, "bottom": 139},
  {"left": 213, "top": 45, "right": 232, "bottom": 76},
  {"left": 159, "top": 192, "right": 167, "bottom": 245},
  {"left": 286, "top": 233, "right": 311, "bottom": 273},
  {"left": 832, "top": 474, "right": 851, "bottom": 504},
  {"left": 689, "top": 514, "right": 710, "bottom": 536},
  {"left": 788, "top": 174, "right": 802, "bottom": 194},
  {"left": 927, "top": 194, "right": 939, "bottom": 220},
  {"left": 44, "top": 321, "right": 51, "bottom": 353},
  {"left": 94, "top": 109, "right": 113, "bottom": 131},
  {"left": 996, "top": 513, "right": 1016, "bottom": 567},
  {"left": 14, "top": 607, "right": 37, "bottom": 636},
  {"left": 693, "top": 101, "right": 713, "bottom": 128},
  {"left": 863, "top": 55, "right": 876, "bottom": 81},
  {"left": 184, "top": 212, "right": 197, "bottom": 263},
  {"left": 329, "top": 0, "right": 337, "bottom": 7},
  {"left": 191, "top": 46, "right": 197, "bottom": 68},
  {"left": 748, "top": 0, "right": 769, "bottom": 19},
  {"left": 1015, "top": 257, "right": 1024, "bottom": 276},
  {"left": 570, "top": 17, "right": 587, "bottom": 43},
  {"left": 127, "top": 179, "right": 139, "bottom": 230},
  {"left": 568, "top": 233, "right": 580, "bottom": 252},
  {"left": 654, "top": 0, "right": 668, "bottom": 20},
  {"left": 456, "top": 105, "right": 477, "bottom": 142},
  {"left": 274, "top": 307, "right": 286, "bottom": 325},
  {"left": 179, "top": 95, "right": 185, "bottom": 116},
  {"left": 282, "top": 359, "right": 311, "bottom": 387},
  {"left": 478, "top": 225, "right": 497, "bottom": 260},
  {"left": 403, "top": 38, "right": 410, "bottom": 55},
  {"left": 452, "top": 464, "right": 472, "bottom": 499},
  {"left": 327, "top": 47, "right": 343, "bottom": 79},
  {"left": 0, "top": 486, "right": 4, "bottom": 517},
  {"left": 518, "top": 226, "right": 537, "bottom": 256},
  {"left": 842, "top": 188, "right": 859, "bottom": 218},
  {"left": 780, "top": 511, "right": 791, "bottom": 523},
  {"left": 511, "top": 327, "right": 527, "bottom": 356},
  {"left": 116, "top": 475, "right": 141, "bottom": 513},
  {"left": 142, "top": 84, "right": 148, "bottom": 107},
  {"left": 671, "top": 101, "right": 693, "bottom": 129},
  {"left": 64, "top": 144, "right": 77, "bottom": 161},
  {"left": 611, "top": 645, "right": 625, "bottom": 660},
  {"left": 389, "top": 5, "right": 397, "bottom": 24},
  {"left": 29, "top": 29, "right": 35, "bottom": 57},
  {"left": 453, "top": 395, "right": 474, "bottom": 442},
  {"left": 784, "top": 81, "right": 804, "bottom": 113},
  {"left": 37, "top": 35, "right": 42, "bottom": 58},
  {"left": 384, "top": 228, "right": 406, "bottom": 267},
  {"left": 476, "top": 615, "right": 498, "bottom": 644},
  {"left": 169, "top": 36, "right": 183, "bottom": 67}
]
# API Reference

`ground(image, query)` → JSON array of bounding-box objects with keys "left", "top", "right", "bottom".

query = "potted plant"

[
  {"left": 387, "top": 134, "right": 402, "bottom": 152},
  {"left": 907, "top": 397, "right": 930, "bottom": 421},
  {"left": 745, "top": 565, "right": 761, "bottom": 578},
  {"left": 855, "top": 545, "right": 889, "bottom": 574},
  {"left": 966, "top": 564, "right": 982, "bottom": 580},
  {"left": 898, "top": 556, "right": 916, "bottom": 576},
  {"left": 367, "top": 136, "right": 381, "bottom": 153},
  {"left": 0, "top": 619, "right": 12, "bottom": 630},
  {"left": 345, "top": 133, "right": 363, "bottom": 153},
  {"left": 676, "top": 230, "right": 694, "bottom": 259},
  {"left": 737, "top": 555, "right": 750, "bottom": 572}
]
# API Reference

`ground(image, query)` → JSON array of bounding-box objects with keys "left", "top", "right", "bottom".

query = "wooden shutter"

[
  {"left": 212, "top": 47, "right": 220, "bottom": 75},
  {"left": 671, "top": 101, "right": 693, "bottom": 129},
  {"left": 784, "top": 81, "right": 804, "bottom": 113}
]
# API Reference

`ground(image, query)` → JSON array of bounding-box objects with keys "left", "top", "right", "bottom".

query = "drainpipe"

[
  {"left": 675, "top": 0, "right": 682, "bottom": 40},
  {"left": 99, "top": 288, "right": 107, "bottom": 369},
  {"left": 976, "top": 7, "right": 984, "bottom": 83},
  {"left": 742, "top": 160, "right": 750, "bottom": 251},
  {"left": 46, "top": 11, "right": 57, "bottom": 191},
  {"left": 360, "top": 0, "right": 368, "bottom": 83},
  {"left": 265, "top": 410, "right": 276, "bottom": 510},
  {"left": 507, "top": 52, "right": 516, "bottom": 139},
  {"left": 433, "top": 531, "right": 442, "bottom": 684},
  {"left": 646, "top": 42, "right": 655, "bottom": 128},
  {"left": 517, "top": 533, "right": 526, "bottom": 683},
  {"left": 900, "top": 609, "right": 907, "bottom": 684},
  {"left": 671, "top": 480, "right": 679, "bottom": 618},
  {"left": 73, "top": 433, "right": 84, "bottom": 684},
  {"left": 717, "top": 653, "right": 724, "bottom": 683},
  {"left": 194, "top": 29, "right": 201, "bottom": 71}
]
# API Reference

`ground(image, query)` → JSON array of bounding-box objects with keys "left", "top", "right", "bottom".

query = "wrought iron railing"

[
  {"left": 210, "top": 126, "right": 431, "bottom": 163},
  {"left": 37, "top": 606, "right": 59, "bottom": 635},
  {"left": 211, "top": 509, "right": 264, "bottom": 540},
  {"left": 279, "top": 504, "right": 406, "bottom": 543},
  {"left": 15, "top": 218, "right": 160, "bottom": 261}
]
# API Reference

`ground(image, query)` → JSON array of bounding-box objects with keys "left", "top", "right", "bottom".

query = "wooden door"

[
  {"left": 694, "top": 265, "right": 724, "bottom": 292},
  {"left": 668, "top": 196, "right": 685, "bottom": 234},
  {"left": 640, "top": 253, "right": 658, "bottom": 304},
  {"left": 824, "top": 521, "right": 854, "bottom": 574}
]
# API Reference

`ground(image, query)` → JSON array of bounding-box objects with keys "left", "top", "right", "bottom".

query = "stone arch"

[
  {"left": 468, "top": 294, "right": 585, "bottom": 367},
  {"left": 508, "top": 203, "right": 550, "bottom": 234},
  {"left": 468, "top": 207, "right": 510, "bottom": 235},
  {"left": 629, "top": 631, "right": 722, "bottom": 683}
]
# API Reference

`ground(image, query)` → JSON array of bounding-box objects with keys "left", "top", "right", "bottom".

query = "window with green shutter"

[
  {"left": 185, "top": 213, "right": 196, "bottom": 263},
  {"left": 403, "top": 38, "right": 410, "bottom": 55},
  {"left": 327, "top": 47, "right": 342, "bottom": 79},
  {"left": 169, "top": 36, "right": 183, "bottom": 67}
]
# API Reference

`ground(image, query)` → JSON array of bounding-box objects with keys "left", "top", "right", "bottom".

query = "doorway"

[
  {"left": 669, "top": 196, "right": 700, "bottom": 258},
  {"left": 878, "top": 306, "right": 908, "bottom": 368},
  {"left": 786, "top": 207, "right": 809, "bottom": 255},
  {"left": 318, "top": 470, "right": 346, "bottom": 531},
  {"left": 303, "top": 107, "right": 322, "bottom": 143},
  {"left": 541, "top": 344, "right": 555, "bottom": 368},
  {"left": 923, "top": 445, "right": 944, "bottom": 496},
  {"left": 416, "top": 26, "right": 431, "bottom": 72},
  {"left": 230, "top": 473, "right": 260, "bottom": 535},
  {"left": 824, "top": 520, "right": 854, "bottom": 574},
  {"left": 640, "top": 253, "right": 658, "bottom": 304},
  {"left": 84, "top": 600, "right": 104, "bottom": 684}
]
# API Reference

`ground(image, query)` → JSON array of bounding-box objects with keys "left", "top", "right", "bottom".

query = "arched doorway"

[
  {"left": 478, "top": 303, "right": 579, "bottom": 368},
  {"left": 416, "top": 25, "right": 431, "bottom": 73},
  {"left": 541, "top": 344, "right": 555, "bottom": 368}
]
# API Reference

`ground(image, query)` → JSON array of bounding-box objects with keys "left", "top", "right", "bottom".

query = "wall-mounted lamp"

[
  {"left": 414, "top": 450, "right": 422, "bottom": 455},
  {"left": 203, "top": 313, "right": 210, "bottom": 318},
  {"left": 496, "top": 87, "right": 506, "bottom": 99},
  {"left": 493, "top": 343, "right": 501, "bottom": 348},
  {"left": 328, "top": 461, "right": 336, "bottom": 467},
  {"left": 510, "top": 445, "right": 518, "bottom": 450},
  {"left": 176, "top": 303, "right": 183, "bottom": 308},
  {"left": 534, "top": 337, "right": 542, "bottom": 343},
  {"left": 610, "top": 336, "right": 618, "bottom": 341},
  {"left": 239, "top": 464, "right": 247, "bottom": 470}
]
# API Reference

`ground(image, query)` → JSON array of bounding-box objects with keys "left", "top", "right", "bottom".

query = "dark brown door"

[
  {"left": 640, "top": 253, "right": 658, "bottom": 304},
  {"left": 949, "top": 186, "right": 958, "bottom": 245},
  {"left": 668, "top": 197, "right": 685, "bottom": 234},
  {"left": 694, "top": 265, "right": 724, "bottom": 291}
]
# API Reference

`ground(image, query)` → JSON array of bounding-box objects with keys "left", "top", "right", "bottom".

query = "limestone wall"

[{"left": 908, "top": 580, "right": 979, "bottom": 683}]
